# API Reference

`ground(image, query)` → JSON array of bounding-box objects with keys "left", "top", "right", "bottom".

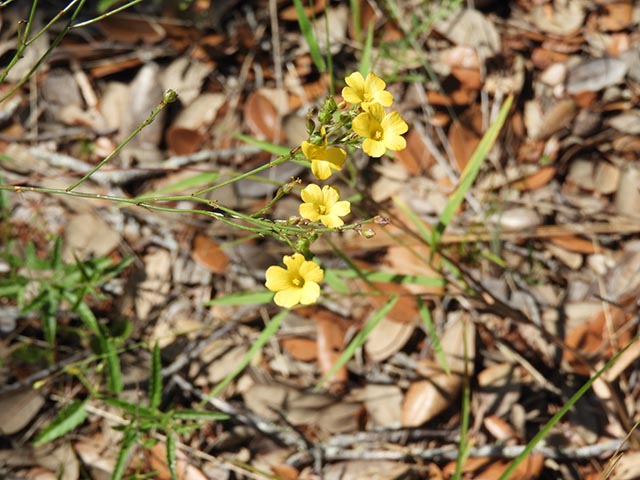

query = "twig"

[
  {"left": 66, "top": 89, "right": 178, "bottom": 191},
  {"left": 0, "top": 350, "right": 90, "bottom": 395},
  {"left": 287, "top": 439, "right": 628, "bottom": 468},
  {"left": 171, "top": 374, "right": 308, "bottom": 452}
]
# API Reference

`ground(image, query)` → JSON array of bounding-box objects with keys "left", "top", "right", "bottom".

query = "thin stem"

[
  {"left": 0, "top": 0, "right": 39, "bottom": 85},
  {"left": 71, "top": 0, "right": 144, "bottom": 29},
  {"left": 192, "top": 153, "right": 292, "bottom": 196},
  {"left": 66, "top": 89, "right": 178, "bottom": 192},
  {"left": 0, "top": 0, "right": 88, "bottom": 104}
]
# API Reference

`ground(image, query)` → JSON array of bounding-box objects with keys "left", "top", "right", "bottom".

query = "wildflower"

[
  {"left": 301, "top": 134, "right": 346, "bottom": 181},
  {"left": 265, "top": 253, "right": 324, "bottom": 308},
  {"left": 299, "top": 184, "right": 351, "bottom": 228},
  {"left": 351, "top": 103, "right": 408, "bottom": 158},
  {"left": 341, "top": 72, "right": 394, "bottom": 108}
]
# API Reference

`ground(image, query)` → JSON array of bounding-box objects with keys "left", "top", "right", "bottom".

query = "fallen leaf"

[{"left": 191, "top": 234, "right": 229, "bottom": 274}]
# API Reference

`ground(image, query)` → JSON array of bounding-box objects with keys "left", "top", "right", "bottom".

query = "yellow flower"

[
  {"left": 342, "top": 72, "right": 394, "bottom": 108},
  {"left": 351, "top": 103, "right": 408, "bottom": 158},
  {"left": 299, "top": 184, "right": 351, "bottom": 228},
  {"left": 265, "top": 253, "right": 324, "bottom": 308},
  {"left": 301, "top": 137, "right": 346, "bottom": 180}
]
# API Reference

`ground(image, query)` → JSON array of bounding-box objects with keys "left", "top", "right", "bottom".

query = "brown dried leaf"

[
  {"left": 244, "top": 90, "right": 285, "bottom": 142},
  {"left": 149, "top": 442, "right": 208, "bottom": 480},
  {"left": 365, "top": 315, "right": 416, "bottom": 363},
  {"left": 564, "top": 296, "right": 635, "bottom": 375},
  {"left": 166, "top": 93, "right": 226, "bottom": 154},
  {"left": 596, "top": 1, "right": 633, "bottom": 32},
  {"left": 548, "top": 235, "right": 601, "bottom": 254},
  {"left": 393, "top": 127, "right": 435, "bottom": 175},
  {"left": 448, "top": 105, "right": 483, "bottom": 171},
  {"left": 98, "top": 15, "right": 165, "bottom": 43},
  {"left": 315, "top": 309, "right": 349, "bottom": 387},
  {"left": 0, "top": 388, "right": 45, "bottom": 435},
  {"left": 191, "top": 234, "right": 229, "bottom": 274},
  {"left": 514, "top": 166, "right": 557, "bottom": 191},
  {"left": 281, "top": 337, "right": 318, "bottom": 362},
  {"left": 402, "top": 369, "right": 462, "bottom": 427}
]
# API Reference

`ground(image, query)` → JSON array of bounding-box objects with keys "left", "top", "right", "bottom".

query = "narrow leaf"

[
  {"left": 234, "top": 133, "right": 291, "bottom": 155},
  {"left": 417, "top": 298, "right": 449, "bottom": 375},
  {"left": 292, "top": 0, "right": 326, "bottom": 72},
  {"left": 166, "top": 431, "right": 178, "bottom": 480},
  {"left": 432, "top": 95, "right": 514, "bottom": 248},
  {"left": 211, "top": 309, "right": 288, "bottom": 396},
  {"left": 112, "top": 427, "right": 138, "bottom": 480},
  {"left": 172, "top": 409, "right": 229, "bottom": 421},
  {"left": 149, "top": 342, "right": 162, "bottom": 410},
  {"left": 34, "top": 400, "right": 87, "bottom": 446},
  {"left": 99, "top": 335, "right": 123, "bottom": 394},
  {"left": 317, "top": 295, "right": 399, "bottom": 388},
  {"left": 204, "top": 290, "right": 274, "bottom": 306}
]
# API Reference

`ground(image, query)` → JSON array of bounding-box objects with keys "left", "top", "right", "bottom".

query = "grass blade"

[
  {"left": 166, "top": 431, "right": 178, "bottom": 480},
  {"left": 149, "top": 342, "right": 162, "bottom": 410},
  {"left": 498, "top": 336, "right": 637, "bottom": 480},
  {"left": 172, "top": 409, "right": 229, "bottom": 421},
  {"left": 432, "top": 95, "right": 514, "bottom": 248},
  {"left": 112, "top": 427, "right": 138, "bottom": 480},
  {"left": 34, "top": 399, "right": 87, "bottom": 446},
  {"left": 292, "top": 0, "right": 326, "bottom": 72},
  {"left": 99, "top": 334, "right": 123, "bottom": 394},
  {"left": 417, "top": 298, "right": 449, "bottom": 374},
  {"left": 210, "top": 309, "right": 288, "bottom": 396},
  {"left": 204, "top": 290, "right": 274, "bottom": 306},
  {"left": 316, "top": 294, "right": 398, "bottom": 389}
]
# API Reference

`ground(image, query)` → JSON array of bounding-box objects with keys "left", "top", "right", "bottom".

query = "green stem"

[
  {"left": 71, "top": 0, "right": 144, "bottom": 29},
  {"left": 0, "top": 0, "right": 88, "bottom": 104},
  {"left": 0, "top": 0, "right": 39, "bottom": 85},
  {"left": 192, "top": 154, "right": 292, "bottom": 197},
  {"left": 66, "top": 89, "right": 178, "bottom": 192}
]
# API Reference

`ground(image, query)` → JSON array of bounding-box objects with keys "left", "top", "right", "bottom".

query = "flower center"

[
  {"left": 291, "top": 276, "right": 304, "bottom": 287},
  {"left": 373, "top": 128, "right": 383, "bottom": 140},
  {"left": 318, "top": 205, "right": 327, "bottom": 215}
]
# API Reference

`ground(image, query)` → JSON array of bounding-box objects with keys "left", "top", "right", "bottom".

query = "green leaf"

[
  {"left": 358, "top": 23, "right": 375, "bottom": 77},
  {"left": 133, "top": 172, "right": 220, "bottom": 200},
  {"left": 70, "top": 297, "right": 100, "bottom": 336},
  {"left": 211, "top": 309, "right": 288, "bottom": 396},
  {"left": 51, "top": 236, "right": 63, "bottom": 271},
  {"left": 172, "top": 409, "right": 229, "bottom": 421},
  {"left": 292, "top": 0, "right": 326, "bottom": 72},
  {"left": 34, "top": 399, "right": 87, "bottom": 446},
  {"left": 166, "top": 431, "right": 178, "bottom": 480},
  {"left": 417, "top": 298, "right": 449, "bottom": 375},
  {"left": 43, "top": 287, "right": 58, "bottom": 345},
  {"left": 204, "top": 290, "right": 274, "bottom": 306},
  {"left": 497, "top": 336, "right": 637, "bottom": 480},
  {"left": 112, "top": 427, "right": 138, "bottom": 480},
  {"left": 98, "top": 335, "right": 123, "bottom": 394},
  {"left": 233, "top": 133, "right": 291, "bottom": 156},
  {"left": 323, "top": 268, "right": 350, "bottom": 294},
  {"left": 432, "top": 95, "right": 514, "bottom": 248},
  {"left": 102, "top": 397, "right": 155, "bottom": 417},
  {"left": 317, "top": 295, "right": 398, "bottom": 389},
  {"left": 149, "top": 342, "right": 162, "bottom": 410}
]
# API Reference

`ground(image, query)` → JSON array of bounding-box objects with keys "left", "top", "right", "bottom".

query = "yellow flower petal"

[
  {"left": 265, "top": 266, "right": 291, "bottom": 291},
  {"left": 299, "top": 261, "right": 324, "bottom": 283},
  {"left": 320, "top": 214, "right": 344, "bottom": 228},
  {"left": 352, "top": 112, "right": 375, "bottom": 138},
  {"left": 299, "top": 203, "right": 320, "bottom": 221},
  {"left": 331, "top": 200, "right": 351, "bottom": 217},
  {"left": 311, "top": 160, "right": 333, "bottom": 180},
  {"left": 342, "top": 72, "right": 366, "bottom": 104},
  {"left": 322, "top": 185, "right": 340, "bottom": 207},
  {"left": 283, "top": 253, "right": 304, "bottom": 270},
  {"left": 383, "top": 134, "right": 407, "bottom": 152},
  {"left": 362, "top": 138, "right": 386, "bottom": 158},
  {"left": 365, "top": 103, "right": 386, "bottom": 122},
  {"left": 301, "top": 183, "right": 323, "bottom": 204},
  {"left": 299, "top": 281, "right": 321, "bottom": 305},
  {"left": 274, "top": 288, "right": 302, "bottom": 308},
  {"left": 323, "top": 147, "right": 346, "bottom": 167},
  {"left": 382, "top": 111, "right": 409, "bottom": 136}
]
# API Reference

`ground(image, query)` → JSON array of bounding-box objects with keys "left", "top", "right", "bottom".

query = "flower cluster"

[{"left": 265, "top": 72, "right": 408, "bottom": 308}]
